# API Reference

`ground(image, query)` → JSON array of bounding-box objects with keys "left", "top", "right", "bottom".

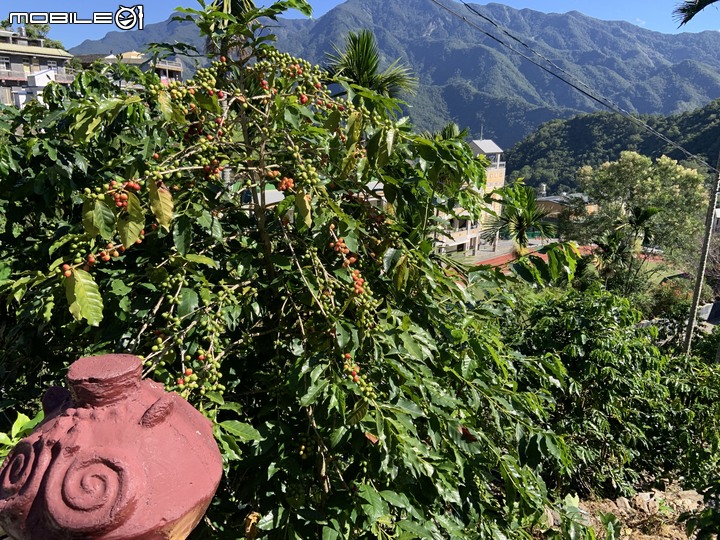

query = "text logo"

[{"left": 8, "top": 5, "right": 145, "bottom": 31}]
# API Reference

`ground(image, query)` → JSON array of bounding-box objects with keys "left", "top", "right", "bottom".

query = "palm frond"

[
  {"left": 674, "top": 0, "right": 719, "bottom": 25},
  {"left": 326, "top": 29, "right": 417, "bottom": 97}
]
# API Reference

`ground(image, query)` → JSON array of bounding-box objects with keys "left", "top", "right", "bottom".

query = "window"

[
  {"left": 22, "top": 58, "right": 30, "bottom": 73},
  {"left": 0, "top": 57, "right": 9, "bottom": 71},
  {"left": 31, "top": 57, "right": 39, "bottom": 72},
  {"left": 47, "top": 60, "right": 57, "bottom": 71}
]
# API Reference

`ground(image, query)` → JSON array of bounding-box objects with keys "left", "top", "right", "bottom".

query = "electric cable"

[{"left": 426, "top": 0, "right": 720, "bottom": 174}]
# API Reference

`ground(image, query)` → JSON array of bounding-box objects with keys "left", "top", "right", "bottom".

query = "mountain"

[
  {"left": 70, "top": 0, "right": 720, "bottom": 148},
  {"left": 505, "top": 98, "right": 720, "bottom": 194}
]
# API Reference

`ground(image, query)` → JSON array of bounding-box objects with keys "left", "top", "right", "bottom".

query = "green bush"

[{"left": 506, "top": 287, "right": 720, "bottom": 496}]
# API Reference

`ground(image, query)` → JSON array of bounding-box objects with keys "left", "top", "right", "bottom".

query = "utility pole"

[{"left": 683, "top": 151, "right": 720, "bottom": 355}]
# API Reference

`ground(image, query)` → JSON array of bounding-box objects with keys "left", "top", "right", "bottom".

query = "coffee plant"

[{"left": 0, "top": 1, "right": 583, "bottom": 538}]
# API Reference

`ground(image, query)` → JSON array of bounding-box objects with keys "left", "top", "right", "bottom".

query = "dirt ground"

[{"left": 578, "top": 485, "right": 707, "bottom": 540}]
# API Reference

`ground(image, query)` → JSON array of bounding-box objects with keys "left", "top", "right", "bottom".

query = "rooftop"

[
  {"left": 470, "top": 139, "right": 503, "bottom": 155},
  {"left": 0, "top": 43, "right": 72, "bottom": 59}
]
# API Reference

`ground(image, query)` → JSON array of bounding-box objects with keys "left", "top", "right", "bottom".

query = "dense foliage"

[
  {"left": 506, "top": 288, "right": 720, "bottom": 496},
  {"left": 2, "top": 2, "right": 720, "bottom": 539}
]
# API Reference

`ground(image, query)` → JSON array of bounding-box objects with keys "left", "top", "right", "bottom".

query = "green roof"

[{"left": 0, "top": 43, "right": 72, "bottom": 59}]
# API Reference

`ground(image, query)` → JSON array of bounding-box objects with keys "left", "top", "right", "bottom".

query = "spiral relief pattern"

[
  {"left": 0, "top": 442, "right": 37, "bottom": 500},
  {"left": 43, "top": 449, "right": 144, "bottom": 534}
]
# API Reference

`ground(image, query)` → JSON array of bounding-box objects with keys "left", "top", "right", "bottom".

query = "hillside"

[
  {"left": 505, "top": 98, "right": 720, "bottom": 194},
  {"left": 70, "top": 0, "right": 720, "bottom": 147}
]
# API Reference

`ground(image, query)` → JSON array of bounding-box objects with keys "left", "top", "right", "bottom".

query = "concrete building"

[
  {"left": 75, "top": 51, "right": 183, "bottom": 85},
  {"left": 436, "top": 139, "right": 507, "bottom": 255},
  {"left": 0, "top": 28, "right": 74, "bottom": 106}
]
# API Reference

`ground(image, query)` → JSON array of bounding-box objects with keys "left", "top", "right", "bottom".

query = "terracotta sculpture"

[{"left": 0, "top": 354, "right": 223, "bottom": 540}]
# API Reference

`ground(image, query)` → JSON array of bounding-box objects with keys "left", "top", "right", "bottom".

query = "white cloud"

[{"left": 635, "top": 18, "right": 647, "bottom": 27}]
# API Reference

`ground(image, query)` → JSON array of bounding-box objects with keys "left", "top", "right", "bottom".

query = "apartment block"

[
  {"left": 436, "top": 139, "right": 506, "bottom": 255},
  {"left": 0, "top": 28, "right": 74, "bottom": 107}
]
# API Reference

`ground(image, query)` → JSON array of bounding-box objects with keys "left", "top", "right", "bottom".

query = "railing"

[
  {"left": 0, "top": 67, "right": 77, "bottom": 84},
  {"left": 52, "top": 67, "right": 77, "bottom": 84},
  {"left": 0, "top": 68, "right": 27, "bottom": 81},
  {"left": 156, "top": 59, "right": 183, "bottom": 69}
]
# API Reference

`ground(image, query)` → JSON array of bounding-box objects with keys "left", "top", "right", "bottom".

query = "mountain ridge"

[{"left": 69, "top": 0, "right": 720, "bottom": 147}]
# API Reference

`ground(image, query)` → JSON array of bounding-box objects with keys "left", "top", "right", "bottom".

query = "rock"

[
  {"left": 631, "top": 492, "right": 653, "bottom": 513},
  {"left": 678, "top": 490, "right": 703, "bottom": 504},
  {"left": 544, "top": 507, "right": 562, "bottom": 527},
  {"left": 616, "top": 496, "right": 632, "bottom": 513}
]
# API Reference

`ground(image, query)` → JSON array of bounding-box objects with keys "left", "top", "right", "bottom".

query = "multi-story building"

[
  {"left": 75, "top": 51, "right": 183, "bottom": 85},
  {"left": 437, "top": 139, "right": 506, "bottom": 255},
  {"left": 0, "top": 28, "right": 74, "bottom": 106}
]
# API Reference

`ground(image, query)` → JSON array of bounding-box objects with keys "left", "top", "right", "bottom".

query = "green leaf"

[
  {"left": 295, "top": 190, "right": 312, "bottom": 229},
  {"left": 157, "top": 90, "right": 173, "bottom": 121},
  {"left": 380, "top": 490, "right": 411, "bottom": 509},
  {"left": 183, "top": 254, "right": 219, "bottom": 269},
  {"left": 205, "top": 391, "right": 225, "bottom": 405},
  {"left": 149, "top": 180, "right": 174, "bottom": 230},
  {"left": 382, "top": 248, "right": 401, "bottom": 273},
  {"left": 95, "top": 199, "right": 117, "bottom": 241},
  {"left": 300, "top": 379, "right": 329, "bottom": 407},
  {"left": 118, "top": 192, "right": 144, "bottom": 248},
  {"left": 70, "top": 268, "right": 104, "bottom": 326},
  {"left": 178, "top": 287, "right": 199, "bottom": 318},
  {"left": 110, "top": 279, "right": 132, "bottom": 296},
  {"left": 321, "top": 527, "right": 339, "bottom": 540},
  {"left": 82, "top": 199, "right": 99, "bottom": 236},
  {"left": 197, "top": 211, "right": 223, "bottom": 241},
  {"left": 347, "top": 399, "right": 369, "bottom": 425},
  {"left": 173, "top": 217, "right": 193, "bottom": 256},
  {"left": 220, "top": 420, "right": 262, "bottom": 441},
  {"left": 358, "top": 483, "right": 388, "bottom": 522},
  {"left": 282, "top": 0, "right": 312, "bottom": 16},
  {"left": 65, "top": 274, "right": 81, "bottom": 320},
  {"left": 11, "top": 413, "right": 30, "bottom": 438}
]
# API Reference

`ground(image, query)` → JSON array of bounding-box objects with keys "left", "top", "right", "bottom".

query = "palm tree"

[
  {"left": 674, "top": 0, "right": 719, "bottom": 25},
  {"left": 422, "top": 122, "right": 469, "bottom": 142},
  {"left": 325, "top": 30, "right": 417, "bottom": 98},
  {"left": 204, "top": 0, "right": 256, "bottom": 59},
  {"left": 481, "top": 182, "right": 555, "bottom": 255}
]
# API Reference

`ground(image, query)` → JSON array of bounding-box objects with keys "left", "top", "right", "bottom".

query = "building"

[
  {"left": 75, "top": 51, "right": 184, "bottom": 85},
  {"left": 0, "top": 28, "right": 74, "bottom": 106},
  {"left": 436, "top": 139, "right": 507, "bottom": 255},
  {"left": 537, "top": 193, "right": 598, "bottom": 220}
]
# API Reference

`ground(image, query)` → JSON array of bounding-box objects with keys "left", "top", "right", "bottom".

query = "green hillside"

[{"left": 506, "top": 98, "right": 720, "bottom": 194}]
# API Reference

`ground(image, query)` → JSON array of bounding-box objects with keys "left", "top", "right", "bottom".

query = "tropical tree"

[
  {"left": 591, "top": 206, "right": 660, "bottom": 296},
  {"left": 482, "top": 181, "right": 555, "bottom": 254},
  {"left": 325, "top": 29, "right": 417, "bottom": 98},
  {"left": 674, "top": 0, "right": 720, "bottom": 25},
  {"left": 577, "top": 151, "right": 706, "bottom": 261},
  {"left": 0, "top": 1, "right": 579, "bottom": 537}
]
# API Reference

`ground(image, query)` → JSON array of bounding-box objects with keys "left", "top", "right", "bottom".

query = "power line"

[{"left": 426, "top": 0, "right": 720, "bottom": 174}]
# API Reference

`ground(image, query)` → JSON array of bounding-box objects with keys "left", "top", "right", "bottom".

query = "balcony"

[
  {"left": 156, "top": 59, "right": 183, "bottom": 70},
  {"left": 53, "top": 67, "right": 77, "bottom": 84},
  {"left": 0, "top": 67, "right": 77, "bottom": 84},
  {"left": 0, "top": 69, "right": 27, "bottom": 82}
]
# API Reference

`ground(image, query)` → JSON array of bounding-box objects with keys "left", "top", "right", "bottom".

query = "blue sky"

[{"left": 3, "top": 0, "right": 719, "bottom": 48}]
